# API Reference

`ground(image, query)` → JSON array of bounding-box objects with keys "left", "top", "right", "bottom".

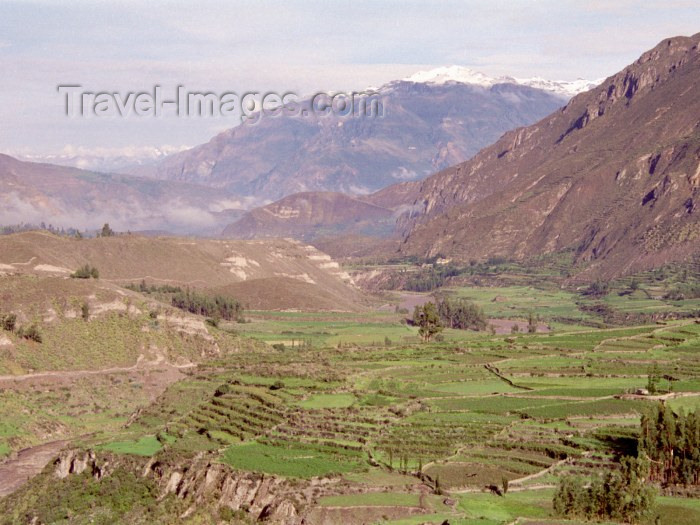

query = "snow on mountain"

[
  {"left": 404, "top": 66, "right": 603, "bottom": 98},
  {"left": 15, "top": 145, "right": 189, "bottom": 173}
]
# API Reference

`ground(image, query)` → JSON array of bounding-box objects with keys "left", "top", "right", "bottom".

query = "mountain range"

[
  {"left": 398, "top": 33, "right": 700, "bottom": 278},
  {"left": 128, "top": 71, "right": 579, "bottom": 202},
  {"left": 0, "top": 154, "right": 243, "bottom": 234}
]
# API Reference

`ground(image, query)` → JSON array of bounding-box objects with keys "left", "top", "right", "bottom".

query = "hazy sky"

[{"left": 1, "top": 0, "right": 698, "bottom": 156}]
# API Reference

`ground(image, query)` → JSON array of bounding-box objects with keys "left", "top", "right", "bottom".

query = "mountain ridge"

[{"left": 397, "top": 33, "right": 700, "bottom": 278}]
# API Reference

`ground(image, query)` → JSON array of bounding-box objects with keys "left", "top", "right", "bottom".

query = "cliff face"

[
  {"left": 398, "top": 34, "right": 700, "bottom": 278},
  {"left": 52, "top": 449, "right": 314, "bottom": 524}
]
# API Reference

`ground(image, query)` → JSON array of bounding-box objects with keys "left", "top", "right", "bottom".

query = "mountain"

[
  {"left": 403, "top": 65, "right": 602, "bottom": 98},
  {"left": 398, "top": 34, "right": 700, "bottom": 278},
  {"left": 221, "top": 181, "right": 421, "bottom": 241},
  {"left": 132, "top": 73, "right": 583, "bottom": 203},
  {"left": 0, "top": 154, "right": 242, "bottom": 235},
  {"left": 16, "top": 145, "right": 185, "bottom": 174}
]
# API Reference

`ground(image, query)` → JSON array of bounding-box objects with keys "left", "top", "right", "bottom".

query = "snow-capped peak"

[
  {"left": 403, "top": 65, "right": 603, "bottom": 98},
  {"left": 404, "top": 66, "right": 497, "bottom": 88}
]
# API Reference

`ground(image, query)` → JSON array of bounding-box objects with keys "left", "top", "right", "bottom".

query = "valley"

[
  {"left": 0, "top": 233, "right": 699, "bottom": 524},
  {"left": 1, "top": 8, "right": 700, "bottom": 523}
]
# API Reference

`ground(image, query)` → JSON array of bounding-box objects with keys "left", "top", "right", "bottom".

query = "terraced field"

[{"left": 2, "top": 266, "right": 700, "bottom": 524}]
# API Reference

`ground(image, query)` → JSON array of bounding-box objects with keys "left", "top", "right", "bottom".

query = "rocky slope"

[
  {"left": 134, "top": 80, "right": 570, "bottom": 202},
  {"left": 398, "top": 33, "right": 700, "bottom": 278}
]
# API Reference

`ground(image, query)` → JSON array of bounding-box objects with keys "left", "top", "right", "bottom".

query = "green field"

[{"left": 3, "top": 266, "right": 700, "bottom": 525}]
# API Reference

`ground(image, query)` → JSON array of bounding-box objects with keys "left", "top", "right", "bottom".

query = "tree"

[
  {"left": 435, "top": 297, "right": 487, "bottom": 331},
  {"left": 414, "top": 302, "right": 443, "bottom": 342},
  {"left": 527, "top": 312, "right": 538, "bottom": 333},
  {"left": 81, "top": 302, "right": 90, "bottom": 321},
  {"left": 647, "top": 364, "right": 661, "bottom": 394},
  {"left": 553, "top": 456, "right": 655, "bottom": 523},
  {"left": 100, "top": 223, "right": 115, "bottom": 237}
]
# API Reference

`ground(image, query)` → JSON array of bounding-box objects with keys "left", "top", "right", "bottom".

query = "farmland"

[{"left": 1, "top": 255, "right": 700, "bottom": 524}]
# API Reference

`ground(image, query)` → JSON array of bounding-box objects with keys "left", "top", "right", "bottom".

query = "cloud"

[{"left": 0, "top": 191, "right": 224, "bottom": 234}]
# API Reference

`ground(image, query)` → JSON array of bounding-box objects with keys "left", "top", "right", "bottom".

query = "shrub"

[
  {"left": 214, "top": 384, "right": 231, "bottom": 397},
  {"left": 21, "top": 324, "right": 42, "bottom": 343},
  {"left": 71, "top": 264, "right": 99, "bottom": 279},
  {"left": 1, "top": 313, "right": 17, "bottom": 332}
]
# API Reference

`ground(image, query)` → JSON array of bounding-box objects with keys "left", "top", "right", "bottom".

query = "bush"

[
  {"left": 214, "top": 384, "right": 231, "bottom": 397},
  {"left": 21, "top": 324, "right": 42, "bottom": 343},
  {"left": 71, "top": 264, "right": 99, "bottom": 279},
  {"left": 1, "top": 313, "right": 17, "bottom": 332}
]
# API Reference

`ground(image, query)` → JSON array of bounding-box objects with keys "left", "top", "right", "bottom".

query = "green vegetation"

[
  {"left": 71, "top": 263, "right": 100, "bottom": 279},
  {"left": 553, "top": 456, "right": 656, "bottom": 523},
  {"left": 1, "top": 312, "right": 17, "bottom": 332},
  {"left": 99, "top": 435, "right": 165, "bottom": 456},
  {"left": 639, "top": 404, "right": 700, "bottom": 485},
  {"left": 2, "top": 255, "right": 700, "bottom": 524},
  {"left": 171, "top": 288, "right": 244, "bottom": 322},
  {"left": 221, "top": 441, "right": 362, "bottom": 478},
  {"left": 412, "top": 301, "right": 443, "bottom": 341},
  {"left": 435, "top": 296, "right": 487, "bottom": 330}
]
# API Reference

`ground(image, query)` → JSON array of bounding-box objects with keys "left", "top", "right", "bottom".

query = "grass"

[
  {"left": 221, "top": 441, "right": 363, "bottom": 478},
  {"left": 318, "top": 492, "right": 421, "bottom": 507},
  {"left": 3, "top": 264, "right": 700, "bottom": 524},
  {"left": 458, "top": 489, "right": 554, "bottom": 522},
  {"left": 98, "top": 435, "right": 164, "bottom": 456},
  {"left": 298, "top": 393, "right": 356, "bottom": 409}
]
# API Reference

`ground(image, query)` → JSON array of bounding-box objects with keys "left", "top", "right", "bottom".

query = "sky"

[{"left": 1, "top": 0, "right": 698, "bottom": 157}]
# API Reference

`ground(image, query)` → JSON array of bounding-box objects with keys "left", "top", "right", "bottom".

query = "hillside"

[
  {"left": 0, "top": 154, "right": 244, "bottom": 235},
  {"left": 221, "top": 182, "right": 421, "bottom": 241},
  {"left": 398, "top": 34, "right": 700, "bottom": 278},
  {"left": 0, "top": 232, "right": 366, "bottom": 311},
  {"left": 221, "top": 192, "right": 395, "bottom": 240},
  {"left": 133, "top": 81, "right": 568, "bottom": 202}
]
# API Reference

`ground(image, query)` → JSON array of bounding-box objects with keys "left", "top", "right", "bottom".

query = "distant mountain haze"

[{"left": 131, "top": 70, "right": 588, "bottom": 202}]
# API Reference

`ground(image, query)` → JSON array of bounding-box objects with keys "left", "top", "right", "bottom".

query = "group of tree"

[
  {"left": 71, "top": 264, "right": 100, "bottom": 279},
  {"left": 125, "top": 280, "right": 183, "bottom": 295},
  {"left": 434, "top": 296, "right": 487, "bottom": 330},
  {"left": 0, "top": 222, "right": 82, "bottom": 237},
  {"left": 412, "top": 297, "right": 487, "bottom": 341},
  {"left": 639, "top": 403, "right": 700, "bottom": 486},
  {"left": 553, "top": 455, "right": 656, "bottom": 524},
  {"left": 0, "top": 312, "right": 42, "bottom": 343},
  {"left": 170, "top": 289, "right": 244, "bottom": 323},
  {"left": 401, "top": 264, "right": 465, "bottom": 292}
]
